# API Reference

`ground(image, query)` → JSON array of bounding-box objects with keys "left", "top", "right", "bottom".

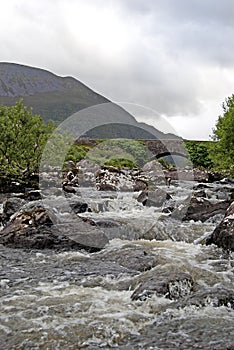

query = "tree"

[
  {"left": 211, "top": 95, "right": 234, "bottom": 174},
  {"left": 0, "top": 100, "right": 54, "bottom": 184},
  {"left": 185, "top": 141, "right": 213, "bottom": 169}
]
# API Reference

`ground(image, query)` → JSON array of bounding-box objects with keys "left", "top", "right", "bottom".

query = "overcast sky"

[{"left": 1, "top": 0, "right": 234, "bottom": 139}]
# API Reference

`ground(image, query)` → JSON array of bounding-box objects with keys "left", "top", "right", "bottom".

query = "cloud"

[{"left": 0, "top": 0, "right": 234, "bottom": 139}]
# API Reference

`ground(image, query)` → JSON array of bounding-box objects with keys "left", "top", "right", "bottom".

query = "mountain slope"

[
  {"left": 0, "top": 62, "right": 179, "bottom": 139},
  {"left": 0, "top": 62, "right": 108, "bottom": 122}
]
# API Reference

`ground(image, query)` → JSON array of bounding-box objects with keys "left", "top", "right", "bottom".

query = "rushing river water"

[{"left": 0, "top": 181, "right": 233, "bottom": 349}]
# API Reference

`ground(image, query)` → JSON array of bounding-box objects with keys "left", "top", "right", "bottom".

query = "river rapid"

[{"left": 0, "top": 180, "right": 233, "bottom": 349}]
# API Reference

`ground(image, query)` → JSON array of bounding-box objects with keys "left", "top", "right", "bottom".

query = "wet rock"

[
  {"left": 133, "top": 178, "right": 148, "bottom": 191},
  {"left": 206, "top": 201, "right": 234, "bottom": 251},
  {"left": 207, "top": 171, "right": 224, "bottom": 182},
  {"left": 0, "top": 207, "right": 56, "bottom": 249},
  {"left": 142, "top": 160, "right": 165, "bottom": 186},
  {"left": 193, "top": 189, "right": 207, "bottom": 198},
  {"left": 82, "top": 218, "right": 120, "bottom": 228},
  {"left": 131, "top": 268, "right": 194, "bottom": 301},
  {"left": 172, "top": 197, "right": 230, "bottom": 222},
  {"left": 96, "top": 167, "right": 133, "bottom": 191},
  {"left": 172, "top": 285, "right": 234, "bottom": 309},
  {"left": 56, "top": 221, "right": 109, "bottom": 252},
  {"left": 76, "top": 159, "right": 100, "bottom": 187},
  {"left": 100, "top": 244, "right": 159, "bottom": 272},
  {"left": 96, "top": 166, "right": 150, "bottom": 192},
  {"left": 163, "top": 168, "right": 208, "bottom": 182},
  {"left": 62, "top": 183, "right": 77, "bottom": 194},
  {"left": 215, "top": 187, "right": 234, "bottom": 201},
  {"left": 137, "top": 189, "right": 172, "bottom": 207},
  {"left": 0, "top": 207, "right": 108, "bottom": 252},
  {"left": 1, "top": 197, "right": 27, "bottom": 223},
  {"left": 70, "top": 200, "right": 90, "bottom": 214}
]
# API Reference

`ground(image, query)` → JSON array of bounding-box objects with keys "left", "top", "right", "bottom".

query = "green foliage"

[
  {"left": 84, "top": 139, "right": 150, "bottom": 167},
  {"left": 104, "top": 158, "right": 137, "bottom": 169},
  {"left": 157, "top": 158, "right": 176, "bottom": 170},
  {"left": 210, "top": 94, "right": 234, "bottom": 174},
  {"left": 65, "top": 144, "right": 92, "bottom": 163},
  {"left": 0, "top": 100, "right": 54, "bottom": 182},
  {"left": 185, "top": 141, "right": 213, "bottom": 169}
]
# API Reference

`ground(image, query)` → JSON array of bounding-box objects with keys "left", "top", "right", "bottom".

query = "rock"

[
  {"left": 172, "top": 285, "right": 234, "bottom": 309},
  {"left": 96, "top": 166, "right": 162, "bottom": 192},
  {"left": 207, "top": 171, "right": 224, "bottom": 182},
  {"left": 193, "top": 190, "right": 207, "bottom": 198},
  {"left": 69, "top": 200, "right": 91, "bottom": 214},
  {"left": 66, "top": 160, "right": 76, "bottom": 169},
  {"left": 76, "top": 159, "right": 100, "bottom": 187},
  {"left": 1, "top": 197, "right": 27, "bottom": 223},
  {"left": 172, "top": 197, "right": 230, "bottom": 222},
  {"left": 0, "top": 207, "right": 109, "bottom": 252},
  {"left": 193, "top": 183, "right": 211, "bottom": 190},
  {"left": 133, "top": 178, "right": 148, "bottom": 191},
  {"left": 142, "top": 160, "right": 164, "bottom": 172},
  {"left": 96, "top": 167, "right": 133, "bottom": 191},
  {"left": 206, "top": 201, "right": 234, "bottom": 251},
  {"left": 131, "top": 268, "right": 194, "bottom": 301},
  {"left": 142, "top": 160, "right": 165, "bottom": 185},
  {"left": 137, "top": 189, "right": 172, "bottom": 207},
  {"left": 0, "top": 207, "right": 56, "bottom": 249},
  {"left": 57, "top": 221, "right": 109, "bottom": 251},
  {"left": 100, "top": 244, "right": 159, "bottom": 272},
  {"left": 25, "top": 190, "right": 42, "bottom": 201},
  {"left": 62, "top": 183, "right": 77, "bottom": 194}
]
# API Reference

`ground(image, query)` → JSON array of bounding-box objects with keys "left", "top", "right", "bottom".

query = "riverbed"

[{"left": 0, "top": 181, "right": 233, "bottom": 349}]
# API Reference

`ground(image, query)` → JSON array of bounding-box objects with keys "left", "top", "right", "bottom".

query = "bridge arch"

[{"left": 155, "top": 151, "right": 189, "bottom": 160}]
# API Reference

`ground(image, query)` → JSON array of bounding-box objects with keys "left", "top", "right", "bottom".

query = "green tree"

[
  {"left": 185, "top": 141, "right": 213, "bottom": 169},
  {"left": 0, "top": 100, "right": 54, "bottom": 183},
  {"left": 211, "top": 95, "right": 234, "bottom": 174}
]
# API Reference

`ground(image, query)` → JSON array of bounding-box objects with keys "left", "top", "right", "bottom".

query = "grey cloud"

[{"left": 1, "top": 0, "right": 234, "bottom": 138}]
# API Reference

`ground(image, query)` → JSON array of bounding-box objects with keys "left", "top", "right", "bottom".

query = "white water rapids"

[{"left": 0, "top": 181, "right": 233, "bottom": 349}]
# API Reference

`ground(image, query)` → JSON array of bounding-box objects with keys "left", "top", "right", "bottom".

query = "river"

[{"left": 0, "top": 180, "right": 233, "bottom": 349}]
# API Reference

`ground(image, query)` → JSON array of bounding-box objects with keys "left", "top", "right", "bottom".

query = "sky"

[{"left": 1, "top": 0, "right": 234, "bottom": 140}]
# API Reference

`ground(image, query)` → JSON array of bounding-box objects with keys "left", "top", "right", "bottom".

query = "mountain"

[
  {"left": 0, "top": 62, "right": 179, "bottom": 139},
  {"left": 0, "top": 62, "right": 108, "bottom": 123}
]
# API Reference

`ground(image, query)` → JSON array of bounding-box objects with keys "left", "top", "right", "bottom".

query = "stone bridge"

[
  {"left": 76, "top": 138, "right": 189, "bottom": 160},
  {"left": 144, "top": 139, "right": 189, "bottom": 159}
]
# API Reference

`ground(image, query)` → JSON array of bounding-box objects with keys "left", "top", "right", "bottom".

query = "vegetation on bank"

[
  {"left": 0, "top": 95, "right": 233, "bottom": 190},
  {"left": 210, "top": 94, "right": 234, "bottom": 175},
  {"left": 184, "top": 141, "right": 214, "bottom": 169},
  {"left": 0, "top": 101, "right": 54, "bottom": 188}
]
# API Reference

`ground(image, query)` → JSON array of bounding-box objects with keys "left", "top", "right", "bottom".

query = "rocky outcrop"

[
  {"left": 0, "top": 206, "right": 108, "bottom": 251},
  {"left": 137, "top": 189, "right": 172, "bottom": 207},
  {"left": 172, "top": 197, "right": 230, "bottom": 222},
  {"left": 95, "top": 166, "right": 148, "bottom": 192},
  {"left": 1, "top": 197, "right": 27, "bottom": 224},
  {"left": 206, "top": 201, "right": 234, "bottom": 251},
  {"left": 100, "top": 244, "right": 159, "bottom": 272},
  {"left": 130, "top": 269, "right": 194, "bottom": 301},
  {"left": 142, "top": 160, "right": 166, "bottom": 186}
]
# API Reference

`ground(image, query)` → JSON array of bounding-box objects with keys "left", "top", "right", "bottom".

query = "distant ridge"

[
  {"left": 0, "top": 62, "right": 108, "bottom": 122},
  {"left": 0, "top": 62, "right": 179, "bottom": 139}
]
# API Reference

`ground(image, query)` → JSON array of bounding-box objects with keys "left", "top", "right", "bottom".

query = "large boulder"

[
  {"left": 137, "top": 189, "right": 172, "bottom": 207},
  {"left": 96, "top": 166, "right": 148, "bottom": 192},
  {"left": 0, "top": 206, "right": 108, "bottom": 252},
  {"left": 100, "top": 244, "right": 159, "bottom": 272},
  {"left": 76, "top": 159, "right": 100, "bottom": 187},
  {"left": 206, "top": 201, "right": 234, "bottom": 251},
  {"left": 130, "top": 268, "right": 194, "bottom": 301},
  {"left": 172, "top": 197, "right": 230, "bottom": 222},
  {"left": 142, "top": 160, "right": 165, "bottom": 186},
  {"left": 1, "top": 197, "right": 27, "bottom": 224}
]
